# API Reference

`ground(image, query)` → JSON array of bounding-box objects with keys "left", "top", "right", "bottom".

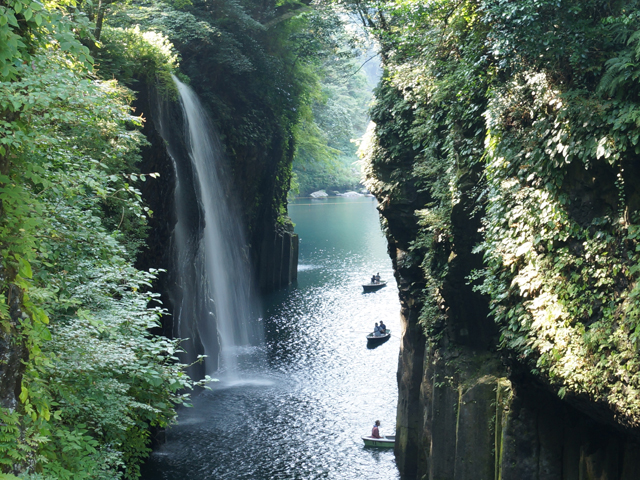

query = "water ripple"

[{"left": 142, "top": 198, "right": 401, "bottom": 480}]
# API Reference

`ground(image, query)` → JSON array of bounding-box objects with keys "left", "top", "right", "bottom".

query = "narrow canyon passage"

[{"left": 142, "top": 197, "right": 402, "bottom": 480}]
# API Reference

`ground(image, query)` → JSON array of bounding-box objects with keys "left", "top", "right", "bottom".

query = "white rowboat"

[{"left": 362, "top": 435, "right": 395, "bottom": 448}]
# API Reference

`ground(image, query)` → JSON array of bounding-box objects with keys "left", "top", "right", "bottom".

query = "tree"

[{"left": 0, "top": 2, "right": 197, "bottom": 477}]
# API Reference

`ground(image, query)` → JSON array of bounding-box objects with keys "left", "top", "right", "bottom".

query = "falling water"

[
  {"left": 141, "top": 197, "right": 401, "bottom": 480},
  {"left": 168, "top": 75, "right": 261, "bottom": 377}
]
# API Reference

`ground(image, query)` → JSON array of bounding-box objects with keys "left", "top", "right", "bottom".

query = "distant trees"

[
  {"left": 286, "top": 3, "right": 376, "bottom": 195},
  {"left": 292, "top": 52, "right": 373, "bottom": 195}
]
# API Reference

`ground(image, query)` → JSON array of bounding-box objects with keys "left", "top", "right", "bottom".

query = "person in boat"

[
  {"left": 379, "top": 321, "right": 387, "bottom": 335},
  {"left": 373, "top": 323, "right": 381, "bottom": 336},
  {"left": 371, "top": 420, "right": 381, "bottom": 438},
  {"left": 371, "top": 275, "right": 377, "bottom": 284},
  {"left": 375, "top": 273, "right": 381, "bottom": 283}
]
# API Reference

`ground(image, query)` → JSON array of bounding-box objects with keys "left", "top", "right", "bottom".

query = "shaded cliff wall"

[
  {"left": 258, "top": 224, "right": 299, "bottom": 292},
  {"left": 366, "top": 77, "right": 640, "bottom": 478},
  {"left": 376, "top": 148, "right": 640, "bottom": 479},
  {"left": 156, "top": 2, "right": 304, "bottom": 294},
  {"left": 356, "top": 0, "right": 640, "bottom": 477},
  {"left": 417, "top": 352, "right": 640, "bottom": 480},
  {"left": 132, "top": 84, "right": 179, "bottom": 335},
  {"left": 132, "top": 71, "right": 298, "bottom": 373}
]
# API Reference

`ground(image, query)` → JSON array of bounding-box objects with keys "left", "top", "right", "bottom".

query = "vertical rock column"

[
  {"left": 0, "top": 280, "right": 27, "bottom": 413},
  {"left": 257, "top": 228, "right": 298, "bottom": 292},
  {"left": 391, "top": 242, "right": 428, "bottom": 478}
]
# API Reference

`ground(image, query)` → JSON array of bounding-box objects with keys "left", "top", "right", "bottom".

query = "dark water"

[{"left": 142, "top": 196, "right": 401, "bottom": 480}]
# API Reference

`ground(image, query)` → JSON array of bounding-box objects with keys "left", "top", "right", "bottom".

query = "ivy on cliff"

[
  {"left": 357, "top": 0, "right": 489, "bottom": 340},
  {"left": 474, "top": 0, "right": 640, "bottom": 426},
  {"left": 352, "top": 0, "right": 640, "bottom": 428}
]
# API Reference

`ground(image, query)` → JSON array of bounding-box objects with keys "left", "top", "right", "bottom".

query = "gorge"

[
  {"left": 141, "top": 196, "right": 401, "bottom": 480},
  {"left": 3, "top": 1, "right": 640, "bottom": 479}
]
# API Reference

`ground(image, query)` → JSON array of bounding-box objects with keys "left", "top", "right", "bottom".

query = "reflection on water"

[{"left": 142, "top": 197, "right": 401, "bottom": 480}]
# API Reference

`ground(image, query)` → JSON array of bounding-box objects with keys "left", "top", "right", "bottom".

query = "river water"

[{"left": 142, "top": 196, "right": 401, "bottom": 480}]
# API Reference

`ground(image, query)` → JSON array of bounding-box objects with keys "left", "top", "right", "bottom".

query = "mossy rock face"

[
  {"left": 393, "top": 287, "right": 427, "bottom": 478},
  {"left": 422, "top": 352, "right": 504, "bottom": 480},
  {"left": 496, "top": 383, "right": 640, "bottom": 480},
  {"left": 370, "top": 51, "right": 640, "bottom": 480},
  {"left": 360, "top": 3, "right": 640, "bottom": 475},
  {"left": 394, "top": 320, "right": 640, "bottom": 480},
  {"left": 454, "top": 375, "right": 501, "bottom": 479}
]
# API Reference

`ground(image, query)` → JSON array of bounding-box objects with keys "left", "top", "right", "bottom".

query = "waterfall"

[{"left": 167, "top": 75, "right": 261, "bottom": 377}]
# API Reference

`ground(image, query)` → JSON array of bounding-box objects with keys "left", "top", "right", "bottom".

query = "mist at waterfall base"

[
  {"left": 168, "top": 76, "right": 261, "bottom": 377},
  {"left": 142, "top": 197, "right": 401, "bottom": 480}
]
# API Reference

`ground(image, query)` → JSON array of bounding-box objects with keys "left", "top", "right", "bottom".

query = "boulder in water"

[{"left": 310, "top": 190, "right": 328, "bottom": 198}]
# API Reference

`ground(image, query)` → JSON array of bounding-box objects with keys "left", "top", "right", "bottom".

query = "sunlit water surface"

[{"left": 142, "top": 197, "right": 401, "bottom": 479}]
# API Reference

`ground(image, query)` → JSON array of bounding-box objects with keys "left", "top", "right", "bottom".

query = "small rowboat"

[
  {"left": 362, "top": 435, "right": 395, "bottom": 448},
  {"left": 366, "top": 330, "right": 391, "bottom": 347},
  {"left": 362, "top": 281, "right": 387, "bottom": 292}
]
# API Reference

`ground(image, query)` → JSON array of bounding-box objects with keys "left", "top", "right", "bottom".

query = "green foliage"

[
  {"left": 0, "top": 0, "right": 93, "bottom": 81},
  {"left": 1, "top": 0, "right": 346, "bottom": 476},
  {"left": 468, "top": 0, "right": 640, "bottom": 425},
  {"left": 359, "top": 0, "right": 489, "bottom": 347},
  {"left": 0, "top": 4, "right": 194, "bottom": 476},
  {"left": 353, "top": 0, "right": 640, "bottom": 427},
  {"left": 95, "top": 26, "right": 180, "bottom": 98},
  {"left": 293, "top": 54, "right": 373, "bottom": 195}
]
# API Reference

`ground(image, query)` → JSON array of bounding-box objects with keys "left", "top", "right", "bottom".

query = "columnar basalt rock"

[
  {"left": 257, "top": 224, "right": 298, "bottom": 292},
  {"left": 0, "top": 279, "right": 28, "bottom": 413},
  {"left": 368, "top": 85, "right": 640, "bottom": 480},
  {"left": 392, "top": 241, "right": 427, "bottom": 478},
  {"left": 376, "top": 178, "right": 640, "bottom": 479}
]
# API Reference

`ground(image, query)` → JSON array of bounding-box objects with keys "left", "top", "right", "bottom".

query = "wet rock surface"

[{"left": 133, "top": 80, "right": 298, "bottom": 374}]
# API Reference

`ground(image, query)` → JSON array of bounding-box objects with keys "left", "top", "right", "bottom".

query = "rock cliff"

[
  {"left": 133, "top": 76, "right": 298, "bottom": 374},
  {"left": 369, "top": 85, "right": 640, "bottom": 478},
  {"left": 355, "top": 2, "right": 640, "bottom": 476}
]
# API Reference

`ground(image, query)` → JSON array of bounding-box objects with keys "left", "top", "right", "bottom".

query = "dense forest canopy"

[{"left": 0, "top": 0, "right": 363, "bottom": 477}]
